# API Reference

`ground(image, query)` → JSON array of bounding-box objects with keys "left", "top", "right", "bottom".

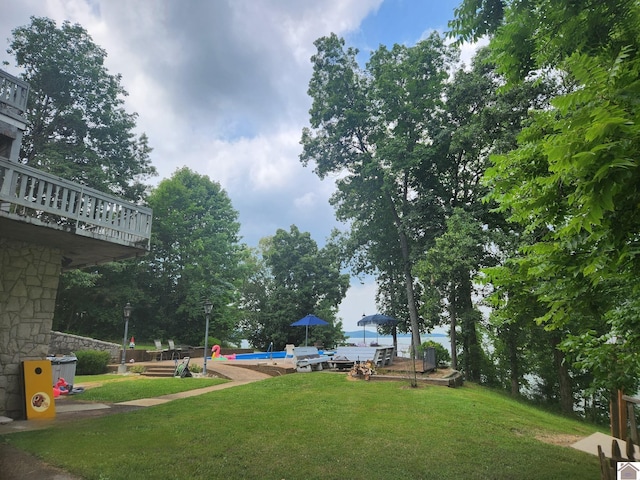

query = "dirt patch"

[
  {"left": 535, "top": 432, "right": 585, "bottom": 447},
  {"left": 0, "top": 442, "right": 83, "bottom": 480},
  {"left": 377, "top": 357, "right": 457, "bottom": 377}
]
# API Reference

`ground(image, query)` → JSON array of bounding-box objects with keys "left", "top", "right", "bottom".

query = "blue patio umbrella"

[
  {"left": 291, "top": 314, "right": 329, "bottom": 346},
  {"left": 358, "top": 314, "right": 399, "bottom": 344}
]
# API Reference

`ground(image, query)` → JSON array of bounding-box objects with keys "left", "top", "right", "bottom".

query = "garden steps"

[{"left": 142, "top": 364, "right": 176, "bottom": 378}]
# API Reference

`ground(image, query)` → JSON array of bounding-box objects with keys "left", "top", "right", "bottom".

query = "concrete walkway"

[
  {"left": 0, "top": 361, "right": 273, "bottom": 480},
  {"left": 0, "top": 360, "right": 271, "bottom": 435},
  {"left": 571, "top": 431, "right": 640, "bottom": 457}
]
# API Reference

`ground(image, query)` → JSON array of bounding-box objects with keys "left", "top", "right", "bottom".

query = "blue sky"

[{"left": 1, "top": 1, "right": 477, "bottom": 332}]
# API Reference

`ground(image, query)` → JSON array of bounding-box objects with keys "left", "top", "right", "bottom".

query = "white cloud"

[
  {"left": 337, "top": 280, "right": 378, "bottom": 330},
  {"left": 459, "top": 36, "right": 490, "bottom": 69},
  {"left": 0, "top": 0, "right": 466, "bottom": 330}
]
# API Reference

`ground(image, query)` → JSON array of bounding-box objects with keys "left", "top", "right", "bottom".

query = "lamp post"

[
  {"left": 119, "top": 302, "right": 133, "bottom": 373},
  {"left": 203, "top": 299, "right": 213, "bottom": 375}
]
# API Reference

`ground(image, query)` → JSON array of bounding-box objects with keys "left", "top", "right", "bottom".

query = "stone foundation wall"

[
  {"left": 0, "top": 238, "right": 61, "bottom": 419},
  {"left": 49, "top": 331, "right": 121, "bottom": 362}
]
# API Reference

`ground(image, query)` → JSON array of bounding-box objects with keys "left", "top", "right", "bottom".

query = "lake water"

[
  {"left": 344, "top": 333, "right": 450, "bottom": 358},
  {"left": 240, "top": 332, "right": 451, "bottom": 358}
]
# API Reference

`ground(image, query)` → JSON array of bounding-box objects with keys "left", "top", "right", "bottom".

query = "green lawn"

[
  {"left": 2, "top": 374, "right": 602, "bottom": 479},
  {"left": 69, "top": 375, "right": 228, "bottom": 402}
]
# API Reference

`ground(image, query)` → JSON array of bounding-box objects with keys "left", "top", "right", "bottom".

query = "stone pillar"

[{"left": 0, "top": 238, "right": 61, "bottom": 419}]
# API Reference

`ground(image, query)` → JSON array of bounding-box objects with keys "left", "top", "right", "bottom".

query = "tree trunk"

[
  {"left": 551, "top": 334, "right": 573, "bottom": 414},
  {"left": 385, "top": 189, "right": 421, "bottom": 352},
  {"left": 507, "top": 327, "right": 520, "bottom": 396},
  {"left": 459, "top": 271, "right": 481, "bottom": 382},
  {"left": 448, "top": 289, "right": 458, "bottom": 371}
]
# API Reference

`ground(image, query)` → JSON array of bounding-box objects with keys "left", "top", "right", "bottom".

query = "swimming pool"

[
  {"left": 230, "top": 350, "right": 334, "bottom": 360},
  {"left": 232, "top": 351, "right": 287, "bottom": 360}
]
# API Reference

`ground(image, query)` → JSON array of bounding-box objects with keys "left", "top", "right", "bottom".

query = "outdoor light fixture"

[
  {"left": 120, "top": 302, "right": 133, "bottom": 367},
  {"left": 203, "top": 299, "right": 213, "bottom": 375}
]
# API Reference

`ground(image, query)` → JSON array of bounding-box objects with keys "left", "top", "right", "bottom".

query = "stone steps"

[{"left": 142, "top": 365, "right": 176, "bottom": 378}]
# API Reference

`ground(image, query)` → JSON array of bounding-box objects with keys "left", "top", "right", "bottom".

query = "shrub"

[
  {"left": 189, "top": 364, "right": 202, "bottom": 373},
  {"left": 419, "top": 340, "right": 451, "bottom": 368},
  {"left": 75, "top": 350, "right": 110, "bottom": 375},
  {"left": 129, "top": 365, "right": 146, "bottom": 374}
]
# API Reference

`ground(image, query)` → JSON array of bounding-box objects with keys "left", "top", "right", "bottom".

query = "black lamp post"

[
  {"left": 120, "top": 303, "right": 133, "bottom": 367},
  {"left": 203, "top": 299, "right": 213, "bottom": 375}
]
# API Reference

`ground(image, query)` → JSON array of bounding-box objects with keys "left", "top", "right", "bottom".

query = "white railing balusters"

[{"left": 0, "top": 158, "right": 152, "bottom": 250}]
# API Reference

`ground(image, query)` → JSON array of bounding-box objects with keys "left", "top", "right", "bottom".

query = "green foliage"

[
  {"left": 301, "top": 32, "right": 459, "bottom": 349},
  {"left": 450, "top": 0, "right": 640, "bottom": 86},
  {"left": 448, "top": 0, "right": 505, "bottom": 44},
  {"left": 128, "top": 365, "right": 146, "bottom": 374},
  {"left": 7, "top": 16, "right": 156, "bottom": 201},
  {"left": 415, "top": 209, "right": 490, "bottom": 380},
  {"left": 460, "top": 0, "right": 640, "bottom": 406},
  {"left": 75, "top": 350, "right": 110, "bottom": 375},
  {"left": 240, "top": 226, "right": 348, "bottom": 350},
  {"left": 145, "top": 167, "right": 247, "bottom": 346}
]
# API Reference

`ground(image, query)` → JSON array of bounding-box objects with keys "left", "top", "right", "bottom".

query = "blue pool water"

[{"left": 233, "top": 351, "right": 287, "bottom": 360}]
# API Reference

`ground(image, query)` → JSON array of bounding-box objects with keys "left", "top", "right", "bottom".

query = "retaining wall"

[{"left": 49, "top": 331, "right": 121, "bottom": 362}]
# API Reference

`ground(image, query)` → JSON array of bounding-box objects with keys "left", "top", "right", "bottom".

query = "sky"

[{"left": 2, "top": 0, "right": 480, "bottom": 333}]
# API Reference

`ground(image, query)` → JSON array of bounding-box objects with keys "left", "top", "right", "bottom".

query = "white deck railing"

[
  {"left": 0, "top": 158, "right": 152, "bottom": 249},
  {"left": 0, "top": 70, "right": 28, "bottom": 118}
]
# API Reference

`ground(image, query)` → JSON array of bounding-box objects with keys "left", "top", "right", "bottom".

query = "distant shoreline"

[{"left": 344, "top": 330, "right": 447, "bottom": 339}]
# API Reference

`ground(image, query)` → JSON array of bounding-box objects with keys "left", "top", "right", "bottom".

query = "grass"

[
  {"left": 69, "top": 375, "right": 228, "bottom": 403},
  {"left": 2, "top": 374, "right": 602, "bottom": 479}
]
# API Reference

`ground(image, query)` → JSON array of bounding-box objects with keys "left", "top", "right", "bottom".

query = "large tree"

[
  {"left": 144, "top": 167, "right": 248, "bottom": 345},
  {"left": 301, "top": 33, "right": 457, "bottom": 351},
  {"left": 6, "top": 16, "right": 156, "bottom": 202},
  {"left": 240, "top": 226, "right": 348, "bottom": 350},
  {"left": 451, "top": 0, "right": 640, "bottom": 407}
]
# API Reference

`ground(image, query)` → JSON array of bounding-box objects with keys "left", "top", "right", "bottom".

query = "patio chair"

[
  {"left": 285, "top": 344, "right": 295, "bottom": 363},
  {"left": 168, "top": 339, "right": 183, "bottom": 359},
  {"left": 149, "top": 339, "right": 169, "bottom": 361}
]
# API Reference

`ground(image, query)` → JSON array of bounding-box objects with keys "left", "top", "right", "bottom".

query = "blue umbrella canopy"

[
  {"left": 291, "top": 314, "right": 329, "bottom": 346},
  {"left": 357, "top": 314, "right": 399, "bottom": 326},
  {"left": 358, "top": 314, "right": 399, "bottom": 344}
]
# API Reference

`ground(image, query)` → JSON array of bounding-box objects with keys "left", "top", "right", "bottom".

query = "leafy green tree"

[
  {"left": 451, "top": 0, "right": 640, "bottom": 409},
  {"left": 301, "top": 33, "right": 457, "bottom": 351},
  {"left": 144, "top": 167, "right": 248, "bottom": 345},
  {"left": 415, "top": 209, "right": 489, "bottom": 380},
  {"left": 449, "top": 0, "right": 640, "bottom": 85},
  {"left": 411, "top": 48, "right": 546, "bottom": 381},
  {"left": 240, "top": 226, "right": 348, "bottom": 350},
  {"left": 53, "top": 260, "right": 150, "bottom": 342},
  {"left": 6, "top": 16, "right": 156, "bottom": 201}
]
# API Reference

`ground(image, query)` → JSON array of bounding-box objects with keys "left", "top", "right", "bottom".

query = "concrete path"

[
  {"left": 0, "top": 362, "right": 272, "bottom": 480},
  {"left": 571, "top": 431, "right": 640, "bottom": 458},
  {"left": 117, "top": 362, "right": 270, "bottom": 407},
  {"left": 0, "top": 361, "right": 271, "bottom": 435}
]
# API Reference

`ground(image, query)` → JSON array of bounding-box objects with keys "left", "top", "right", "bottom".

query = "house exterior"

[{"left": 0, "top": 69, "right": 152, "bottom": 419}]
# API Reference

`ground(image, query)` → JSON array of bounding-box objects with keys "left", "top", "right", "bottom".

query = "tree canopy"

[
  {"left": 240, "top": 225, "right": 348, "bottom": 350},
  {"left": 301, "top": 32, "right": 457, "bottom": 350},
  {"left": 451, "top": 0, "right": 640, "bottom": 403},
  {"left": 6, "top": 16, "right": 156, "bottom": 202}
]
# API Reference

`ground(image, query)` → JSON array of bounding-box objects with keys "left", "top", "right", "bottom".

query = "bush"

[
  {"left": 129, "top": 365, "right": 146, "bottom": 374},
  {"left": 75, "top": 350, "right": 110, "bottom": 375},
  {"left": 419, "top": 340, "right": 451, "bottom": 368}
]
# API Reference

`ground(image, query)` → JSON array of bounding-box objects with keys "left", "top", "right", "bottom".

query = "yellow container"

[{"left": 23, "top": 360, "right": 56, "bottom": 419}]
